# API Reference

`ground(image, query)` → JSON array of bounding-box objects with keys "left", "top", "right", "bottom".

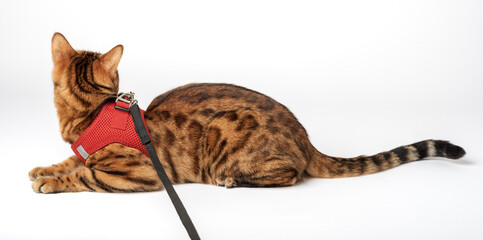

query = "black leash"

[{"left": 120, "top": 93, "right": 200, "bottom": 240}]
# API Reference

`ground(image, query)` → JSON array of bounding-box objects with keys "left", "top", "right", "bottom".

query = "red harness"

[
  {"left": 69, "top": 92, "right": 199, "bottom": 239},
  {"left": 71, "top": 100, "right": 150, "bottom": 163}
]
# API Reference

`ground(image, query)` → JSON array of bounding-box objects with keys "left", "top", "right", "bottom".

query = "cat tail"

[{"left": 305, "top": 139, "right": 465, "bottom": 178}]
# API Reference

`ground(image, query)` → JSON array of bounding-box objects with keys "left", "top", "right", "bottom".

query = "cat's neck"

[{"left": 55, "top": 95, "right": 115, "bottom": 144}]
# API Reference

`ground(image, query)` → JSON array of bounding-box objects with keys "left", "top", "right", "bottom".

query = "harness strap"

[{"left": 130, "top": 103, "right": 201, "bottom": 240}]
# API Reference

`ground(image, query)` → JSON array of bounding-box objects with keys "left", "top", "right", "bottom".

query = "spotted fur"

[{"left": 29, "top": 33, "right": 466, "bottom": 193}]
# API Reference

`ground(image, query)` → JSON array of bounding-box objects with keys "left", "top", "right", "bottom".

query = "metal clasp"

[{"left": 115, "top": 92, "right": 138, "bottom": 111}]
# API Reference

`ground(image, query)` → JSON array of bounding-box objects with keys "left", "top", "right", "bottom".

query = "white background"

[{"left": 1, "top": 1, "right": 482, "bottom": 239}]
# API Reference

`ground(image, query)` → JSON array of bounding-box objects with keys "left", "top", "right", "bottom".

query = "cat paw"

[
  {"left": 225, "top": 177, "right": 237, "bottom": 188},
  {"left": 215, "top": 177, "right": 237, "bottom": 188},
  {"left": 29, "top": 167, "right": 46, "bottom": 181},
  {"left": 29, "top": 166, "right": 61, "bottom": 181},
  {"left": 32, "top": 177, "right": 61, "bottom": 194}
]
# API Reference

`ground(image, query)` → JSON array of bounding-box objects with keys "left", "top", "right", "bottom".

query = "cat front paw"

[
  {"left": 32, "top": 177, "right": 62, "bottom": 194},
  {"left": 29, "top": 166, "right": 56, "bottom": 180},
  {"left": 29, "top": 167, "right": 45, "bottom": 181}
]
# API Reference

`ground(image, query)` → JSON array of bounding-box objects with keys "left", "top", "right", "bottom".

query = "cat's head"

[{"left": 51, "top": 32, "right": 122, "bottom": 109}]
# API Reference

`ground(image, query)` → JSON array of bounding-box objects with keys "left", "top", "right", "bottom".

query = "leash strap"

[{"left": 129, "top": 101, "right": 201, "bottom": 240}]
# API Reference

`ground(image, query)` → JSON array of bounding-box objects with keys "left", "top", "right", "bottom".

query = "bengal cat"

[{"left": 29, "top": 33, "right": 466, "bottom": 193}]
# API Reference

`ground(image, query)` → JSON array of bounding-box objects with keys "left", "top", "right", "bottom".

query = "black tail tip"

[{"left": 443, "top": 142, "right": 466, "bottom": 159}]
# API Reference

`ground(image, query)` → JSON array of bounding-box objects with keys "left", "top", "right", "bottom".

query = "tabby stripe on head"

[
  {"left": 86, "top": 62, "right": 100, "bottom": 90},
  {"left": 82, "top": 59, "right": 101, "bottom": 91},
  {"left": 69, "top": 84, "right": 92, "bottom": 107},
  {"left": 88, "top": 63, "right": 113, "bottom": 91},
  {"left": 74, "top": 57, "right": 92, "bottom": 93},
  {"left": 66, "top": 60, "right": 92, "bottom": 108}
]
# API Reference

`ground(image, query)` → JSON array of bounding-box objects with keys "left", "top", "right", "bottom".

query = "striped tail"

[{"left": 306, "top": 139, "right": 466, "bottom": 178}]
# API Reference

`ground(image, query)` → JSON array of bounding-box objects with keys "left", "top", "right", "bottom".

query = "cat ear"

[
  {"left": 100, "top": 45, "right": 123, "bottom": 77},
  {"left": 51, "top": 32, "right": 76, "bottom": 63}
]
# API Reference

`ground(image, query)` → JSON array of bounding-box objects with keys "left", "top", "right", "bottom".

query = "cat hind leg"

[{"left": 219, "top": 157, "right": 302, "bottom": 188}]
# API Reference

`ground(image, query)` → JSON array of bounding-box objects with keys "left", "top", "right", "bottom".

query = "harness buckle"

[{"left": 115, "top": 92, "right": 138, "bottom": 111}]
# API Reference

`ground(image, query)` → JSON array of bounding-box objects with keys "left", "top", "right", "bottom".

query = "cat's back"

[
  {"left": 145, "top": 82, "right": 308, "bottom": 141},
  {"left": 146, "top": 83, "right": 279, "bottom": 114},
  {"left": 145, "top": 83, "right": 307, "bottom": 149}
]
